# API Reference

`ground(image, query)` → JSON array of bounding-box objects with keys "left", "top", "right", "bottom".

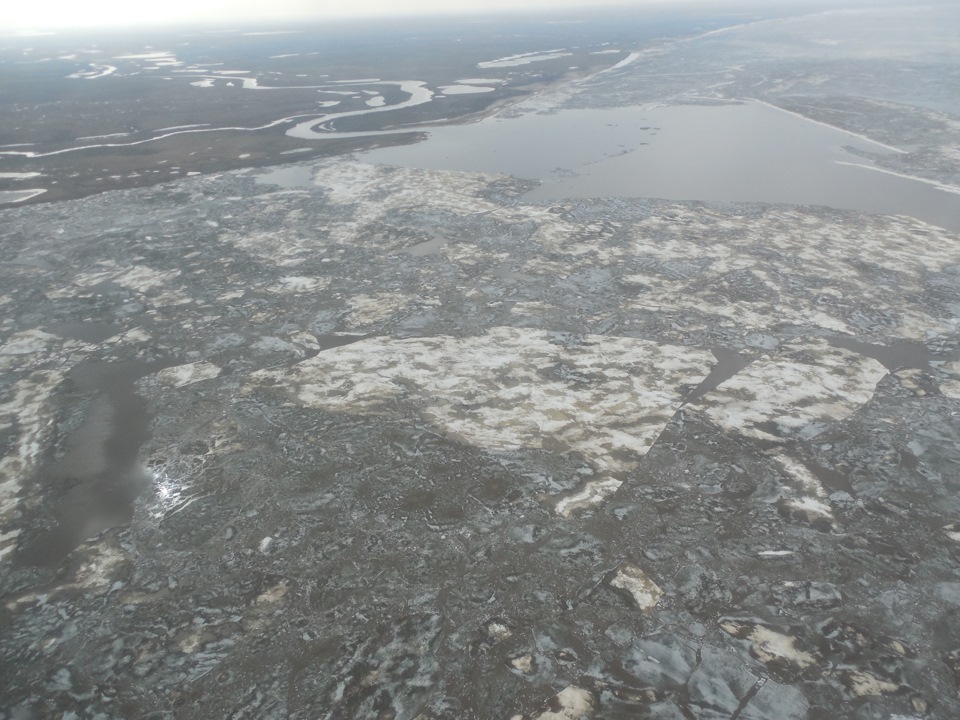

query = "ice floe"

[
  {"left": 938, "top": 360, "right": 960, "bottom": 398},
  {"left": 478, "top": 49, "right": 573, "bottom": 68},
  {"left": 0, "top": 330, "right": 92, "bottom": 561},
  {"left": 600, "top": 51, "right": 641, "bottom": 72},
  {"left": 0, "top": 371, "right": 66, "bottom": 560},
  {"left": 219, "top": 162, "right": 503, "bottom": 265},
  {"left": 0, "top": 188, "right": 46, "bottom": 203},
  {"left": 692, "top": 338, "right": 886, "bottom": 442},
  {"left": 46, "top": 263, "right": 189, "bottom": 306},
  {"left": 344, "top": 292, "right": 413, "bottom": 328},
  {"left": 251, "top": 328, "right": 716, "bottom": 511},
  {"left": 149, "top": 362, "right": 221, "bottom": 389},
  {"left": 439, "top": 84, "right": 495, "bottom": 95},
  {"left": 531, "top": 686, "right": 595, "bottom": 720},
  {"left": 627, "top": 206, "right": 960, "bottom": 338},
  {"left": 67, "top": 63, "right": 116, "bottom": 79}
]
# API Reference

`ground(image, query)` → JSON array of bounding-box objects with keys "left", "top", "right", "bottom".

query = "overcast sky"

[{"left": 3, "top": 0, "right": 667, "bottom": 31}]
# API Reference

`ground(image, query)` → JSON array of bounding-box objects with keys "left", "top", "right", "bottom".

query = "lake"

[{"left": 361, "top": 100, "right": 960, "bottom": 232}]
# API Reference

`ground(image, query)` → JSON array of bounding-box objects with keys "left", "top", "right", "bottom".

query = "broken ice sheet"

[
  {"left": 0, "top": 330, "right": 90, "bottom": 561},
  {"left": 344, "top": 292, "right": 414, "bottom": 328},
  {"left": 692, "top": 337, "right": 886, "bottom": 442},
  {"left": 689, "top": 646, "right": 808, "bottom": 720},
  {"left": 938, "top": 360, "right": 960, "bottom": 398},
  {"left": 250, "top": 327, "right": 715, "bottom": 512},
  {"left": 221, "top": 161, "right": 505, "bottom": 267},
  {"left": 628, "top": 206, "right": 960, "bottom": 339},
  {"left": 47, "top": 262, "right": 190, "bottom": 306},
  {"left": 0, "top": 370, "right": 66, "bottom": 560}
]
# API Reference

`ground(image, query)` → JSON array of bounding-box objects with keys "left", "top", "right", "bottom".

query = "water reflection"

[
  {"left": 255, "top": 164, "right": 315, "bottom": 188},
  {"left": 16, "top": 359, "right": 169, "bottom": 567},
  {"left": 362, "top": 100, "right": 960, "bottom": 232}
]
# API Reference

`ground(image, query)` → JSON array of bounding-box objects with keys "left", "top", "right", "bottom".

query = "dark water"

[
  {"left": 46, "top": 321, "right": 124, "bottom": 344},
  {"left": 829, "top": 335, "right": 958, "bottom": 370},
  {"left": 16, "top": 359, "right": 169, "bottom": 567},
  {"left": 684, "top": 347, "right": 755, "bottom": 405},
  {"left": 361, "top": 101, "right": 960, "bottom": 232}
]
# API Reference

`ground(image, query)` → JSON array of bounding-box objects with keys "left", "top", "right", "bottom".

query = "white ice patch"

[
  {"left": 0, "top": 371, "right": 66, "bottom": 559},
  {"left": 71, "top": 263, "right": 178, "bottom": 292},
  {"left": 456, "top": 78, "right": 504, "bottom": 84},
  {"left": 218, "top": 162, "right": 504, "bottom": 267},
  {"left": 344, "top": 292, "right": 411, "bottom": 328},
  {"left": 785, "top": 496, "right": 835, "bottom": 524},
  {"left": 439, "top": 84, "right": 495, "bottom": 95},
  {"left": 150, "top": 362, "right": 221, "bottom": 389},
  {"left": 693, "top": 338, "right": 886, "bottom": 442},
  {"left": 0, "top": 330, "right": 63, "bottom": 356},
  {"left": 773, "top": 454, "right": 826, "bottom": 497},
  {"left": 478, "top": 50, "right": 573, "bottom": 68},
  {"left": 251, "top": 328, "right": 715, "bottom": 511},
  {"left": 109, "top": 327, "right": 152, "bottom": 345},
  {"left": 532, "top": 686, "right": 595, "bottom": 720},
  {"left": 0, "top": 189, "right": 46, "bottom": 203},
  {"left": 602, "top": 51, "right": 641, "bottom": 72},
  {"left": 67, "top": 63, "right": 116, "bottom": 79},
  {"left": 71, "top": 544, "right": 129, "bottom": 590},
  {"left": 266, "top": 276, "right": 330, "bottom": 294},
  {"left": 835, "top": 670, "right": 901, "bottom": 697},
  {"left": 555, "top": 478, "right": 623, "bottom": 517},
  {"left": 610, "top": 562, "right": 663, "bottom": 610},
  {"left": 629, "top": 207, "right": 960, "bottom": 338},
  {"left": 317, "top": 161, "right": 497, "bottom": 214},
  {"left": 720, "top": 620, "right": 817, "bottom": 669},
  {"left": 48, "top": 263, "right": 188, "bottom": 306},
  {"left": 938, "top": 360, "right": 960, "bottom": 398}
]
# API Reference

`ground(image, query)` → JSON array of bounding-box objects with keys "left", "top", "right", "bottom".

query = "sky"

[{"left": 3, "top": 0, "right": 657, "bottom": 32}]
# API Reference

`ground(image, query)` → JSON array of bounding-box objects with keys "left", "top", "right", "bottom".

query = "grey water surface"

[{"left": 363, "top": 100, "right": 960, "bottom": 231}]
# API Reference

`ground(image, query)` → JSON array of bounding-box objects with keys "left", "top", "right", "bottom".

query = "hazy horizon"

[
  {"left": 4, "top": 0, "right": 650, "bottom": 32},
  {"left": 1, "top": 0, "right": 892, "bottom": 33}
]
